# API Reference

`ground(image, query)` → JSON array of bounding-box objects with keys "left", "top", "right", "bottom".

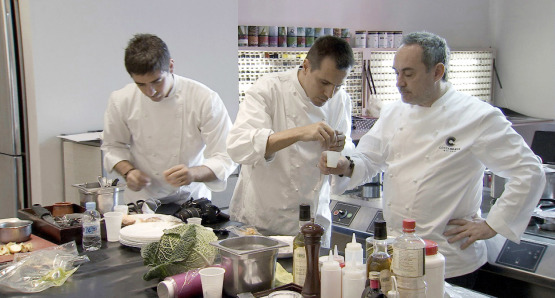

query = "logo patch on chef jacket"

[
  {"left": 439, "top": 136, "right": 461, "bottom": 152},
  {"left": 446, "top": 136, "right": 456, "bottom": 146}
]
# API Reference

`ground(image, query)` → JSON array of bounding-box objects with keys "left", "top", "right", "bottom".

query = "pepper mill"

[{"left": 300, "top": 220, "right": 324, "bottom": 298}]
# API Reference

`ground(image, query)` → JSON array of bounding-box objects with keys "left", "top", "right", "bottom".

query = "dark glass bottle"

[
  {"left": 361, "top": 271, "right": 385, "bottom": 298},
  {"left": 367, "top": 220, "right": 392, "bottom": 293}
]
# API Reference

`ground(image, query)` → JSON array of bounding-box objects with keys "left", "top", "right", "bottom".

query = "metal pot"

[
  {"left": 542, "top": 164, "right": 555, "bottom": 200},
  {"left": 73, "top": 182, "right": 125, "bottom": 214},
  {"left": 210, "top": 235, "right": 288, "bottom": 296},
  {"left": 0, "top": 220, "right": 32, "bottom": 243}
]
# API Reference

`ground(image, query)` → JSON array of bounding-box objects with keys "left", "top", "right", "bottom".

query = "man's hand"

[
  {"left": 125, "top": 169, "right": 151, "bottom": 191},
  {"left": 444, "top": 218, "right": 497, "bottom": 250},
  {"left": 328, "top": 130, "right": 346, "bottom": 152},
  {"left": 318, "top": 152, "right": 353, "bottom": 177},
  {"left": 163, "top": 164, "right": 195, "bottom": 187},
  {"left": 297, "top": 122, "right": 336, "bottom": 148}
]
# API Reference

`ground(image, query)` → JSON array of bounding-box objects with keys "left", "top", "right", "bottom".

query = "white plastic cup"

[
  {"left": 113, "top": 205, "right": 128, "bottom": 215},
  {"left": 187, "top": 217, "right": 202, "bottom": 225},
  {"left": 103, "top": 212, "right": 123, "bottom": 242},
  {"left": 199, "top": 267, "right": 225, "bottom": 298},
  {"left": 326, "top": 151, "right": 341, "bottom": 168}
]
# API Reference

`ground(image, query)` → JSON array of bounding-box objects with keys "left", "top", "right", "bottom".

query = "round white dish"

[{"left": 119, "top": 221, "right": 182, "bottom": 242}]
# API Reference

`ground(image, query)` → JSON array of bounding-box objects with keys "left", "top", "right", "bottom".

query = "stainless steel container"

[
  {"left": 72, "top": 182, "right": 125, "bottom": 214},
  {"left": 0, "top": 220, "right": 32, "bottom": 243},
  {"left": 210, "top": 236, "right": 288, "bottom": 296}
]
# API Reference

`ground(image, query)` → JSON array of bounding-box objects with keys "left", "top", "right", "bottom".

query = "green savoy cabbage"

[{"left": 141, "top": 223, "right": 218, "bottom": 280}]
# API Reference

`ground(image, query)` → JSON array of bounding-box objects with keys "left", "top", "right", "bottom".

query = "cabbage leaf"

[{"left": 141, "top": 224, "right": 218, "bottom": 280}]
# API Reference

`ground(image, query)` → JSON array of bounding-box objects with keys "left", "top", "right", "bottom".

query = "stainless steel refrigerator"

[{"left": 0, "top": 0, "right": 30, "bottom": 218}]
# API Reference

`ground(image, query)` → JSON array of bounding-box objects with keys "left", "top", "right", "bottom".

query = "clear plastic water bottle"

[
  {"left": 82, "top": 201, "right": 101, "bottom": 251},
  {"left": 391, "top": 219, "right": 426, "bottom": 297}
]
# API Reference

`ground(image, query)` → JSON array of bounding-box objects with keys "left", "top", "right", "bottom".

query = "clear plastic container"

[{"left": 82, "top": 201, "right": 101, "bottom": 251}]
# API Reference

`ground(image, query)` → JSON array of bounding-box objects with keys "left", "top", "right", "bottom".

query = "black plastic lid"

[
  {"left": 299, "top": 204, "right": 311, "bottom": 221},
  {"left": 374, "top": 220, "right": 387, "bottom": 240}
]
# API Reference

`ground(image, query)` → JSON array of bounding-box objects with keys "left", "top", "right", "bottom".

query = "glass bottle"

[
  {"left": 362, "top": 271, "right": 386, "bottom": 298},
  {"left": 293, "top": 204, "right": 311, "bottom": 286},
  {"left": 367, "top": 220, "right": 392, "bottom": 294}
]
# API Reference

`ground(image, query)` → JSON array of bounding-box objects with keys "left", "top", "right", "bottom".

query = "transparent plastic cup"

[
  {"left": 199, "top": 267, "right": 225, "bottom": 298},
  {"left": 103, "top": 212, "right": 123, "bottom": 242},
  {"left": 326, "top": 151, "right": 341, "bottom": 168}
]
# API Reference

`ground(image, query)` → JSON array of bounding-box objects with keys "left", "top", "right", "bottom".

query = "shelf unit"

[{"left": 238, "top": 47, "right": 494, "bottom": 117}]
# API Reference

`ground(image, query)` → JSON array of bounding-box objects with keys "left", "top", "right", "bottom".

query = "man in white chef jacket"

[
  {"left": 101, "top": 33, "right": 237, "bottom": 205},
  {"left": 320, "top": 32, "right": 545, "bottom": 287},
  {"left": 227, "top": 36, "right": 356, "bottom": 247}
]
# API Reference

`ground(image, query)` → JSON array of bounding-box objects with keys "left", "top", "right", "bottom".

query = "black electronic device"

[
  {"left": 331, "top": 202, "right": 360, "bottom": 226},
  {"left": 495, "top": 239, "right": 547, "bottom": 272}
]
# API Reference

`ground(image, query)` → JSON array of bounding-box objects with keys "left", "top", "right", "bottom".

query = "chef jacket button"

[
  {"left": 399, "top": 127, "right": 403, "bottom": 131},
  {"left": 295, "top": 188, "right": 299, "bottom": 192},
  {"left": 387, "top": 203, "right": 391, "bottom": 206},
  {"left": 405, "top": 207, "right": 409, "bottom": 210},
  {"left": 425, "top": 155, "right": 430, "bottom": 160},
  {"left": 295, "top": 164, "right": 300, "bottom": 168},
  {"left": 413, "top": 180, "right": 417, "bottom": 183},
  {"left": 389, "top": 174, "right": 393, "bottom": 178},
  {"left": 154, "top": 172, "right": 159, "bottom": 176},
  {"left": 173, "top": 155, "right": 177, "bottom": 158}
]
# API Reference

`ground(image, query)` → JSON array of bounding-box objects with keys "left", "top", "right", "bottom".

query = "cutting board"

[{"left": 0, "top": 234, "right": 57, "bottom": 263}]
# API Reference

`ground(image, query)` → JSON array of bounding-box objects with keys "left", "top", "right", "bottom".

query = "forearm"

[
  {"left": 113, "top": 160, "right": 136, "bottom": 178},
  {"left": 189, "top": 165, "right": 218, "bottom": 183},
  {"left": 265, "top": 128, "right": 302, "bottom": 158}
]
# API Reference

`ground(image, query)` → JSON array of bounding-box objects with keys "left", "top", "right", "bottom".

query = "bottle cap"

[
  {"left": 321, "top": 251, "right": 339, "bottom": 270},
  {"left": 424, "top": 239, "right": 439, "bottom": 255},
  {"left": 346, "top": 233, "right": 362, "bottom": 250},
  {"left": 402, "top": 218, "right": 416, "bottom": 232},
  {"left": 333, "top": 245, "right": 345, "bottom": 265},
  {"left": 85, "top": 201, "right": 96, "bottom": 210},
  {"left": 299, "top": 204, "right": 311, "bottom": 221},
  {"left": 373, "top": 220, "right": 387, "bottom": 240},
  {"left": 157, "top": 280, "right": 174, "bottom": 298}
]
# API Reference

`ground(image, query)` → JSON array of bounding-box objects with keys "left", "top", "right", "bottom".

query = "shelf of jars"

[
  {"left": 238, "top": 48, "right": 365, "bottom": 116},
  {"left": 238, "top": 48, "right": 494, "bottom": 117}
]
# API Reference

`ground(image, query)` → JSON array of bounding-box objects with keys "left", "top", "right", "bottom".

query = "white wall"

[
  {"left": 19, "top": 0, "right": 238, "bottom": 206},
  {"left": 238, "top": 0, "right": 492, "bottom": 49},
  {"left": 491, "top": 0, "right": 555, "bottom": 119}
]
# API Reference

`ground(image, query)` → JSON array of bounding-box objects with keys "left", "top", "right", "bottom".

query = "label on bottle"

[
  {"left": 293, "top": 247, "right": 307, "bottom": 286},
  {"left": 83, "top": 224, "right": 99, "bottom": 235},
  {"left": 392, "top": 248, "right": 425, "bottom": 277}
]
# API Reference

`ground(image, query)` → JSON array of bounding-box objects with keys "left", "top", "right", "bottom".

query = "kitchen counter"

[{"left": 0, "top": 218, "right": 493, "bottom": 297}]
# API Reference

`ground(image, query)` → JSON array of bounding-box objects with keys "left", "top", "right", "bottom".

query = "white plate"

[
  {"left": 118, "top": 236, "right": 150, "bottom": 248},
  {"left": 269, "top": 236, "right": 294, "bottom": 258},
  {"left": 126, "top": 214, "right": 182, "bottom": 224},
  {"left": 119, "top": 222, "right": 183, "bottom": 242}
]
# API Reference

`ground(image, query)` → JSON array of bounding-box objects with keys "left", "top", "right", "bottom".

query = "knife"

[{"left": 32, "top": 204, "right": 60, "bottom": 227}]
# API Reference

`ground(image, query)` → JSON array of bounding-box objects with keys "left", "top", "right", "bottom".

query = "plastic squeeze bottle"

[
  {"left": 345, "top": 233, "right": 364, "bottom": 268},
  {"left": 342, "top": 258, "right": 366, "bottom": 298},
  {"left": 320, "top": 251, "right": 341, "bottom": 298},
  {"left": 423, "top": 239, "right": 445, "bottom": 298}
]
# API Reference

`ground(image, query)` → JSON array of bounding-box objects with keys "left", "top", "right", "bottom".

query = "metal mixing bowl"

[{"left": 0, "top": 220, "right": 32, "bottom": 243}]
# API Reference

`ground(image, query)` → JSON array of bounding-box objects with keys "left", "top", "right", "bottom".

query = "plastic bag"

[{"left": 0, "top": 241, "right": 89, "bottom": 293}]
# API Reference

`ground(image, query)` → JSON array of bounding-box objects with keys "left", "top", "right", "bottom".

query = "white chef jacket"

[
  {"left": 341, "top": 83, "right": 545, "bottom": 277},
  {"left": 227, "top": 67, "right": 356, "bottom": 247},
  {"left": 101, "top": 75, "right": 237, "bottom": 204}
]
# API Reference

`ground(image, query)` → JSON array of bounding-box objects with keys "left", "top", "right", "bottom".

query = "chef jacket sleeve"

[
  {"left": 198, "top": 91, "right": 238, "bottom": 192},
  {"left": 226, "top": 81, "right": 275, "bottom": 165},
  {"left": 471, "top": 109, "right": 546, "bottom": 243},
  {"left": 101, "top": 93, "right": 133, "bottom": 173},
  {"left": 330, "top": 91, "right": 357, "bottom": 193}
]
